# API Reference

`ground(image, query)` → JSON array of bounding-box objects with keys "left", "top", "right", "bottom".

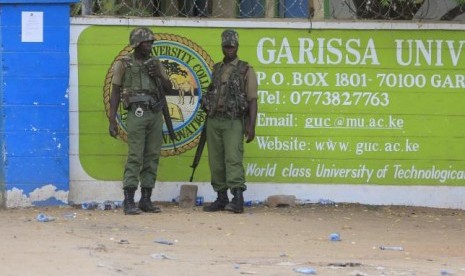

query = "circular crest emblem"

[{"left": 103, "top": 33, "right": 214, "bottom": 156}]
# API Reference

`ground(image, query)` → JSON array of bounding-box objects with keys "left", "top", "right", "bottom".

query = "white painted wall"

[{"left": 69, "top": 17, "right": 465, "bottom": 210}]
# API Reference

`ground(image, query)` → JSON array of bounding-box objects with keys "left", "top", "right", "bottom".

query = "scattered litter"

[
  {"left": 81, "top": 201, "right": 122, "bottom": 210},
  {"left": 318, "top": 199, "right": 335, "bottom": 205},
  {"left": 295, "top": 199, "right": 313, "bottom": 205},
  {"left": 150, "top": 253, "right": 175, "bottom": 260},
  {"left": 154, "top": 238, "right": 174, "bottom": 245},
  {"left": 240, "top": 272, "right": 258, "bottom": 275},
  {"left": 81, "top": 202, "right": 98, "bottom": 210},
  {"left": 328, "top": 262, "right": 361, "bottom": 267},
  {"left": 195, "top": 196, "right": 204, "bottom": 206},
  {"left": 64, "top": 212, "right": 77, "bottom": 219},
  {"left": 171, "top": 196, "right": 179, "bottom": 203},
  {"left": 118, "top": 239, "right": 130, "bottom": 244},
  {"left": 36, "top": 213, "right": 55, "bottom": 222},
  {"left": 244, "top": 200, "right": 262, "bottom": 207},
  {"left": 98, "top": 200, "right": 118, "bottom": 210},
  {"left": 293, "top": 267, "right": 316, "bottom": 274},
  {"left": 329, "top": 232, "right": 341, "bottom": 241},
  {"left": 379, "top": 245, "right": 404, "bottom": 251}
]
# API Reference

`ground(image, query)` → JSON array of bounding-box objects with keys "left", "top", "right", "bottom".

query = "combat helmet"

[
  {"left": 129, "top": 27, "right": 155, "bottom": 48},
  {"left": 221, "top": 29, "right": 239, "bottom": 47}
]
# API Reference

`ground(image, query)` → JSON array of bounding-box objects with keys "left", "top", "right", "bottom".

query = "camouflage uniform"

[
  {"left": 110, "top": 27, "right": 168, "bottom": 214},
  {"left": 203, "top": 29, "right": 258, "bottom": 213}
]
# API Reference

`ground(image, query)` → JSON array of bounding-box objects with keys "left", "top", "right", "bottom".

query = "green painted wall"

[{"left": 78, "top": 26, "right": 465, "bottom": 186}]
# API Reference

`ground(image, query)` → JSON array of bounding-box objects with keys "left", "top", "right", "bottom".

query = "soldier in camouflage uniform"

[
  {"left": 108, "top": 27, "right": 172, "bottom": 215},
  {"left": 202, "top": 29, "right": 258, "bottom": 214}
]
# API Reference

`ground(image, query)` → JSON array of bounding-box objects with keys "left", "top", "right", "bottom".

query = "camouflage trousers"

[
  {"left": 206, "top": 117, "right": 246, "bottom": 192},
  {"left": 123, "top": 108, "right": 163, "bottom": 189}
]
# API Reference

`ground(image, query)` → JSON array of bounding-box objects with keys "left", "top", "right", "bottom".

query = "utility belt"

[
  {"left": 124, "top": 93, "right": 163, "bottom": 117},
  {"left": 130, "top": 102, "right": 158, "bottom": 111}
]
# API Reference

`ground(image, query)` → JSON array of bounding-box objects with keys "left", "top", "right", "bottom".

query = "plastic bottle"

[
  {"left": 81, "top": 202, "right": 98, "bottom": 210},
  {"left": 329, "top": 232, "right": 341, "bottom": 241},
  {"left": 318, "top": 198, "right": 336, "bottom": 205},
  {"left": 114, "top": 201, "right": 123, "bottom": 208},
  {"left": 293, "top": 267, "right": 316, "bottom": 274},
  {"left": 379, "top": 245, "right": 404, "bottom": 251},
  {"left": 244, "top": 200, "right": 261, "bottom": 207},
  {"left": 64, "top": 212, "right": 77, "bottom": 219},
  {"left": 36, "top": 213, "right": 55, "bottom": 222},
  {"left": 195, "top": 196, "right": 204, "bottom": 206},
  {"left": 295, "top": 199, "right": 312, "bottom": 206},
  {"left": 154, "top": 238, "right": 174, "bottom": 245},
  {"left": 98, "top": 200, "right": 116, "bottom": 210}
]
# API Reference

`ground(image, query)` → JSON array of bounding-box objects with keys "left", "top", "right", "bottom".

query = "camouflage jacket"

[{"left": 205, "top": 60, "right": 249, "bottom": 119}]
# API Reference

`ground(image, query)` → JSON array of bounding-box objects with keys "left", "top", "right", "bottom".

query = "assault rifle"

[
  {"left": 189, "top": 116, "right": 207, "bottom": 182},
  {"left": 145, "top": 57, "right": 178, "bottom": 151},
  {"left": 160, "top": 93, "right": 177, "bottom": 151}
]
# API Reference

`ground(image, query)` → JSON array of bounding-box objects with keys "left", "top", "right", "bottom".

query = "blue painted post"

[{"left": 0, "top": 0, "right": 78, "bottom": 207}]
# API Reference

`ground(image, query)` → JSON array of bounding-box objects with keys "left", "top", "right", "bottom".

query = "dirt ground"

[{"left": 1, "top": 202, "right": 464, "bottom": 276}]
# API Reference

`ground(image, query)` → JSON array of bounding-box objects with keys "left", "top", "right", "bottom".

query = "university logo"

[{"left": 103, "top": 33, "right": 214, "bottom": 156}]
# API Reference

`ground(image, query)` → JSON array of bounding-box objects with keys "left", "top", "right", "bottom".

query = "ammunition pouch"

[
  {"left": 122, "top": 92, "right": 163, "bottom": 112},
  {"left": 202, "top": 84, "right": 215, "bottom": 116}
]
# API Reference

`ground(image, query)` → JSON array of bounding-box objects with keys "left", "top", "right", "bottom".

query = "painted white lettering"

[
  {"left": 257, "top": 37, "right": 275, "bottom": 64},
  {"left": 256, "top": 37, "right": 379, "bottom": 65}
]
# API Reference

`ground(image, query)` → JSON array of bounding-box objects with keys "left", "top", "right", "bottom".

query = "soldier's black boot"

[
  {"left": 123, "top": 188, "right": 142, "bottom": 215},
  {"left": 203, "top": 190, "right": 229, "bottom": 212},
  {"left": 225, "top": 188, "right": 244, "bottom": 214},
  {"left": 138, "top": 187, "right": 161, "bottom": 213}
]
